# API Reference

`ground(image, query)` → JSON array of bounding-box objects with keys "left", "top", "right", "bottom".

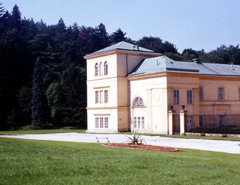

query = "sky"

[{"left": 3, "top": 0, "right": 240, "bottom": 53}]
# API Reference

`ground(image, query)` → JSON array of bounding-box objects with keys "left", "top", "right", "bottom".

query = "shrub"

[{"left": 127, "top": 132, "right": 146, "bottom": 145}]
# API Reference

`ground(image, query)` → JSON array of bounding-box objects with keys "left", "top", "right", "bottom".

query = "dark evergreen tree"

[
  {"left": 0, "top": 2, "right": 5, "bottom": 17},
  {"left": 137, "top": 36, "right": 178, "bottom": 54},
  {"left": 182, "top": 48, "right": 199, "bottom": 61},
  {"left": 110, "top": 28, "right": 127, "bottom": 44},
  {"left": 11, "top": 4, "right": 21, "bottom": 29},
  {"left": 31, "top": 57, "right": 44, "bottom": 126}
]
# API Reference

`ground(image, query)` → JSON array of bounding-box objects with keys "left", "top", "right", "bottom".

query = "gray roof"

[
  {"left": 129, "top": 56, "right": 240, "bottom": 77},
  {"left": 85, "top": 41, "right": 156, "bottom": 57}
]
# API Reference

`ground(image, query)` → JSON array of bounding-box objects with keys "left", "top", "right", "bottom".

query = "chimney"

[{"left": 193, "top": 58, "right": 201, "bottom": 64}]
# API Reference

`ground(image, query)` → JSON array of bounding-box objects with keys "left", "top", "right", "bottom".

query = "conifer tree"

[
  {"left": 0, "top": 2, "right": 5, "bottom": 17},
  {"left": 11, "top": 4, "right": 21, "bottom": 29},
  {"left": 31, "top": 57, "right": 44, "bottom": 126}
]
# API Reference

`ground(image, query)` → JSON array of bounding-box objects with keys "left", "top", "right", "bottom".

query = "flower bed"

[
  {"left": 102, "top": 143, "right": 182, "bottom": 152},
  {"left": 200, "top": 133, "right": 205, "bottom": 136}
]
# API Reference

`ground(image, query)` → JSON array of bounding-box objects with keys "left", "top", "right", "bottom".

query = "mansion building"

[{"left": 84, "top": 41, "right": 240, "bottom": 134}]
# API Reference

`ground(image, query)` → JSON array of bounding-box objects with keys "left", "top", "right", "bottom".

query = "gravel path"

[{"left": 1, "top": 133, "right": 239, "bottom": 154}]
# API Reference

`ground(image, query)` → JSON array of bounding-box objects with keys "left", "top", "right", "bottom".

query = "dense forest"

[{"left": 1, "top": 3, "right": 240, "bottom": 130}]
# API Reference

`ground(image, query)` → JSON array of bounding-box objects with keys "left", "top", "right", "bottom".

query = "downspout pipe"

[{"left": 126, "top": 54, "right": 131, "bottom": 131}]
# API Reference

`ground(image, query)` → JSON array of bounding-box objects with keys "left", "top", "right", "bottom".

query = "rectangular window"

[
  {"left": 95, "top": 117, "right": 99, "bottom": 128},
  {"left": 238, "top": 87, "right": 240, "bottom": 100},
  {"left": 187, "top": 90, "right": 192, "bottom": 104},
  {"left": 219, "top": 87, "right": 224, "bottom": 100},
  {"left": 95, "top": 91, "right": 99, "bottom": 103},
  {"left": 174, "top": 89, "right": 179, "bottom": 104},
  {"left": 104, "top": 117, "right": 108, "bottom": 128},
  {"left": 134, "top": 117, "right": 137, "bottom": 128},
  {"left": 95, "top": 64, "right": 98, "bottom": 76},
  {"left": 138, "top": 117, "right": 141, "bottom": 128},
  {"left": 104, "top": 90, "right": 108, "bottom": 103},
  {"left": 199, "top": 116, "right": 204, "bottom": 127},
  {"left": 219, "top": 115, "right": 225, "bottom": 127},
  {"left": 142, "top": 117, "right": 144, "bottom": 128},
  {"left": 100, "top": 91, "right": 104, "bottom": 103},
  {"left": 199, "top": 86, "right": 203, "bottom": 100},
  {"left": 100, "top": 117, "right": 103, "bottom": 128}
]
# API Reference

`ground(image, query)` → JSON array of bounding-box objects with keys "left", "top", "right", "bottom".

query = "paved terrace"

[{"left": 0, "top": 133, "right": 239, "bottom": 154}]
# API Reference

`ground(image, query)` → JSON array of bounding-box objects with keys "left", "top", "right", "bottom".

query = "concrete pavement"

[{"left": 0, "top": 133, "right": 239, "bottom": 154}]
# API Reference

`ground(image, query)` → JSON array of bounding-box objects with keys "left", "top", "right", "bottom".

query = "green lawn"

[
  {"left": 159, "top": 134, "right": 240, "bottom": 141},
  {"left": 0, "top": 129, "right": 86, "bottom": 135},
  {"left": 0, "top": 138, "right": 240, "bottom": 185}
]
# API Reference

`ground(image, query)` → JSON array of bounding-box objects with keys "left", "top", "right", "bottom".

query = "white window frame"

[
  {"left": 104, "top": 117, "right": 108, "bottom": 128},
  {"left": 104, "top": 61, "right": 108, "bottom": 75},
  {"left": 100, "top": 117, "right": 104, "bottom": 128},
  {"left": 187, "top": 90, "right": 192, "bottom": 104},
  {"left": 100, "top": 62, "right": 103, "bottom": 76},
  {"left": 199, "top": 86, "right": 203, "bottom": 100},
  {"left": 132, "top": 97, "right": 144, "bottom": 106},
  {"left": 95, "top": 117, "right": 99, "bottom": 128},
  {"left": 100, "top": 91, "right": 104, "bottom": 103},
  {"left": 104, "top": 90, "right": 108, "bottom": 103},
  {"left": 95, "top": 91, "right": 99, "bottom": 103},
  {"left": 95, "top": 63, "right": 98, "bottom": 76},
  {"left": 138, "top": 117, "right": 141, "bottom": 128},
  {"left": 174, "top": 89, "right": 179, "bottom": 104},
  {"left": 219, "top": 87, "right": 224, "bottom": 100},
  {"left": 134, "top": 117, "right": 137, "bottom": 128},
  {"left": 142, "top": 117, "right": 144, "bottom": 128}
]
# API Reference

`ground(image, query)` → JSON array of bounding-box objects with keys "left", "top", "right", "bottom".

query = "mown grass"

[
  {"left": 121, "top": 132, "right": 240, "bottom": 141},
  {"left": 159, "top": 134, "right": 240, "bottom": 141},
  {"left": 0, "top": 129, "right": 86, "bottom": 135},
  {"left": 0, "top": 138, "right": 240, "bottom": 185}
]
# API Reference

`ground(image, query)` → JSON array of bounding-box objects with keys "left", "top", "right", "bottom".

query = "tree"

[
  {"left": 31, "top": 58, "right": 44, "bottom": 126},
  {"left": 137, "top": 36, "right": 178, "bottom": 54},
  {"left": 182, "top": 48, "right": 199, "bottom": 61},
  {"left": 0, "top": 2, "right": 5, "bottom": 17},
  {"left": 109, "top": 28, "right": 127, "bottom": 44},
  {"left": 11, "top": 4, "right": 21, "bottom": 29}
]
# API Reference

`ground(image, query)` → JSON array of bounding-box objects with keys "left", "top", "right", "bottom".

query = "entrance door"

[
  {"left": 219, "top": 115, "right": 225, "bottom": 127},
  {"left": 186, "top": 116, "right": 192, "bottom": 132}
]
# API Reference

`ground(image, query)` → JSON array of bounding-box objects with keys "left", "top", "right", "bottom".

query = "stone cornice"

[{"left": 84, "top": 49, "right": 161, "bottom": 60}]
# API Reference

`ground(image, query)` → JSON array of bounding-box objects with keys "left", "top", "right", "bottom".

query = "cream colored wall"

[
  {"left": 167, "top": 75, "right": 200, "bottom": 115},
  {"left": 117, "top": 54, "right": 158, "bottom": 77},
  {"left": 117, "top": 108, "right": 129, "bottom": 131},
  {"left": 86, "top": 52, "right": 131, "bottom": 133},
  {"left": 129, "top": 76, "right": 168, "bottom": 134},
  {"left": 199, "top": 77, "right": 240, "bottom": 115},
  {"left": 117, "top": 77, "right": 129, "bottom": 106},
  {"left": 87, "top": 109, "right": 118, "bottom": 132},
  {"left": 87, "top": 54, "right": 117, "bottom": 81},
  {"left": 87, "top": 78, "right": 118, "bottom": 108}
]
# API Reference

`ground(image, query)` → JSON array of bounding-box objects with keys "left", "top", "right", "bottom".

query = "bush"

[
  {"left": 20, "top": 125, "right": 41, "bottom": 130},
  {"left": 127, "top": 132, "right": 146, "bottom": 145}
]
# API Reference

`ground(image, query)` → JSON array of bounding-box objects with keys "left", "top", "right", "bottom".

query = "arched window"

[
  {"left": 104, "top": 61, "right": 108, "bottom": 75},
  {"left": 95, "top": 63, "right": 98, "bottom": 76},
  {"left": 132, "top": 97, "right": 144, "bottom": 106},
  {"left": 100, "top": 62, "right": 103, "bottom": 76}
]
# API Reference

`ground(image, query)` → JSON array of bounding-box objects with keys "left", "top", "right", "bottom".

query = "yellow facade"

[{"left": 85, "top": 42, "right": 240, "bottom": 134}]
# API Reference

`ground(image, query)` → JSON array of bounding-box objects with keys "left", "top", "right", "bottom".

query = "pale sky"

[{"left": 3, "top": 0, "right": 240, "bottom": 53}]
